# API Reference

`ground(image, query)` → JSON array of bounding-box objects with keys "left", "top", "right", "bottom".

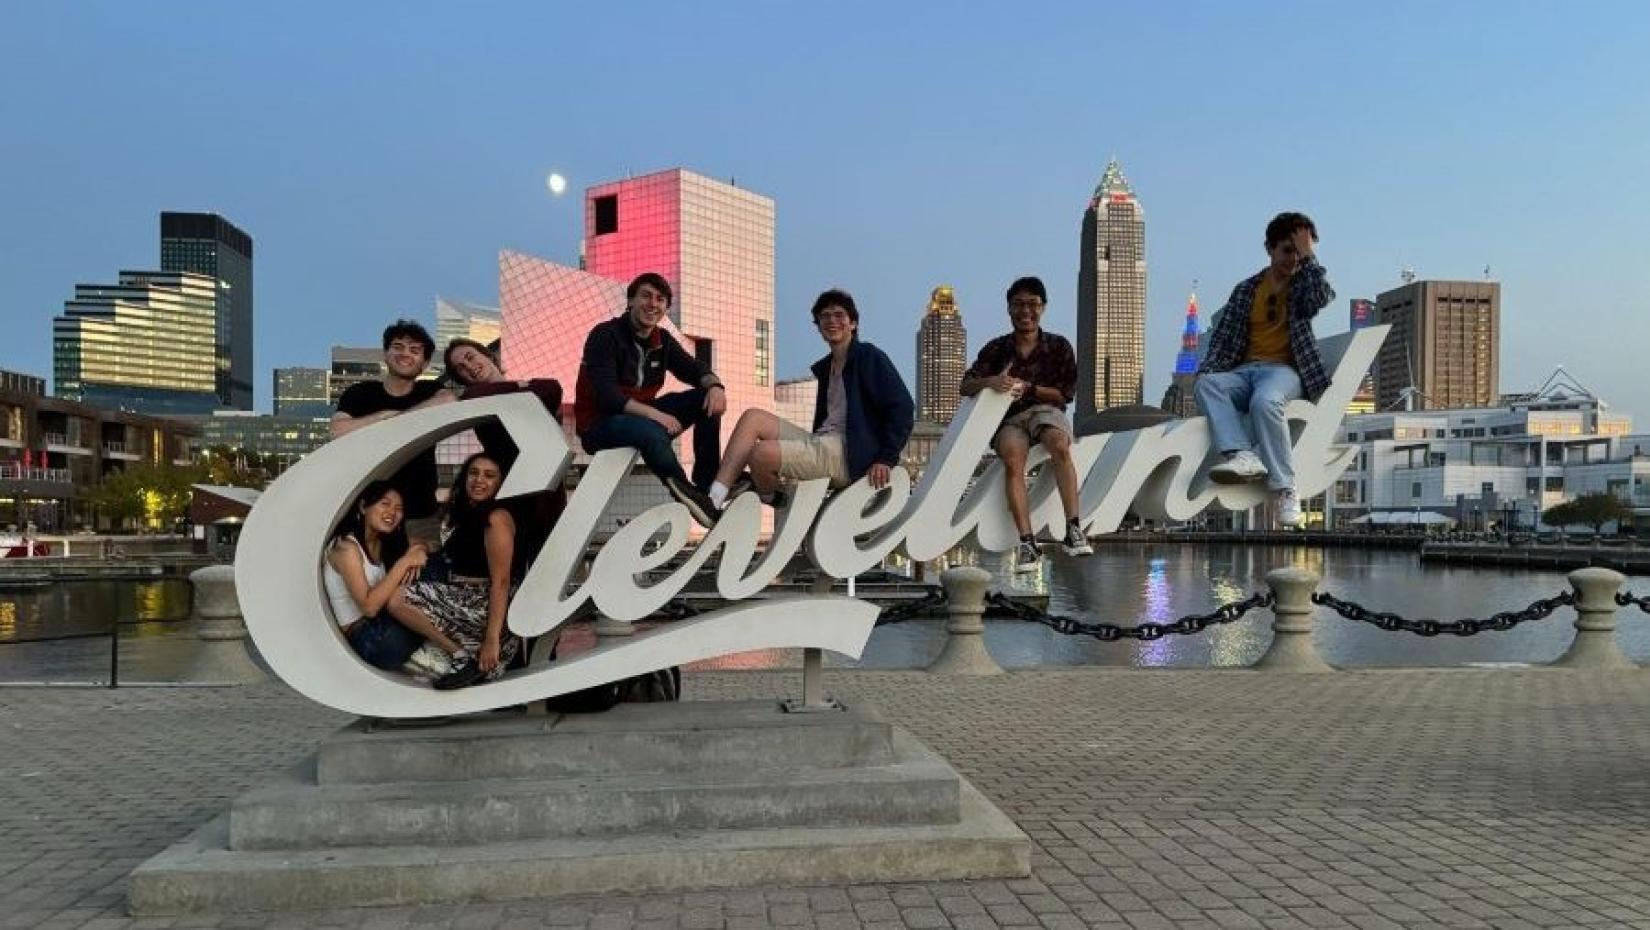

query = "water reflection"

[{"left": 3, "top": 547, "right": 1641, "bottom": 679}]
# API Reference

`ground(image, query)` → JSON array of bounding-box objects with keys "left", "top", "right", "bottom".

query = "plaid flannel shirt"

[{"left": 1198, "top": 255, "right": 1337, "bottom": 401}]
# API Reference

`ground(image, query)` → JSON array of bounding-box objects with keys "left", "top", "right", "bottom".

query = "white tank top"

[{"left": 322, "top": 536, "right": 386, "bottom": 628}]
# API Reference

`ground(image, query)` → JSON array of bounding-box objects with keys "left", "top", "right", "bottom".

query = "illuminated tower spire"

[{"left": 1173, "top": 291, "right": 1201, "bottom": 375}]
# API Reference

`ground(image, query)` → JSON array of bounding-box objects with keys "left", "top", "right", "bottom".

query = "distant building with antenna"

[{"left": 1374, "top": 278, "right": 1500, "bottom": 411}]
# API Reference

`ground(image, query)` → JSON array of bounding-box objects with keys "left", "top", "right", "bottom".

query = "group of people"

[{"left": 319, "top": 211, "right": 1334, "bottom": 687}]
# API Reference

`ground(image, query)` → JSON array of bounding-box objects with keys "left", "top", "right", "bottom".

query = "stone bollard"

[
  {"left": 926, "top": 567, "right": 1004, "bottom": 676},
  {"left": 1253, "top": 567, "right": 1334, "bottom": 673},
  {"left": 1554, "top": 566, "right": 1631, "bottom": 669},
  {"left": 183, "top": 565, "right": 267, "bottom": 684}
]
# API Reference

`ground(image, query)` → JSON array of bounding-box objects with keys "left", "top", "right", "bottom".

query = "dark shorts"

[{"left": 346, "top": 613, "right": 423, "bottom": 671}]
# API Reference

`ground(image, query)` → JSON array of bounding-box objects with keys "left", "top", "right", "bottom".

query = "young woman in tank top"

[
  {"left": 401, "top": 452, "right": 523, "bottom": 689},
  {"left": 323, "top": 480, "right": 464, "bottom": 670}
]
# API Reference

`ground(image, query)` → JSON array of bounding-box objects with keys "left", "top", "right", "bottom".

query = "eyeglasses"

[
  {"left": 816, "top": 310, "right": 852, "bottom": 323},
  {"left": 1009, "top": 299, "right": 1044, "bottom": 311}
]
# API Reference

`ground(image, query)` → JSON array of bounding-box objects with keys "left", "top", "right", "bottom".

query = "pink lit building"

[{"left": 495, "top": 168, "right": 776, "bottom": 487}]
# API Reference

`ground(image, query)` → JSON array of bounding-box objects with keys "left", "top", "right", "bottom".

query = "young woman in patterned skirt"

[{"left": 401, "top": 452, "right": 523, "bottom": 689}]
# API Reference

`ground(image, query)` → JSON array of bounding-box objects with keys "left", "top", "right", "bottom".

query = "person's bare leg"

[
  {"left": 751, "top": 439, "right": 785, "bottom": 494},
  {"left": 387, "top": 590, "right": 463, "bottom": 655},
  {"left": 714, "top": 408, "right": 781, "bottom": 489},
  {"left": 1041, "top": 428, "right": 1081, "bottom": 523},
  {"left": 997, "top": 432, "right": 1033, "bottom": 537}
]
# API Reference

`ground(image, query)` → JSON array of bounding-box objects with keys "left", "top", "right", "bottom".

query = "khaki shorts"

[
  {"left": 775, "top": 421, "right": 850, "bottom": 488},
  {"left": 994, "top": 404, "right": 1073, "bottom": 449}
]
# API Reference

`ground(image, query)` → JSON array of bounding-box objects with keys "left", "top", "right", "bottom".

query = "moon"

[{"left": 546, "top": 172, "right": 567, "bottom": 196}]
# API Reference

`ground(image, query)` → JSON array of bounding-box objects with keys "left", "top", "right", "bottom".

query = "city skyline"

[{"left": 1, "top": 4, "right": 1645, "bottom": 422}]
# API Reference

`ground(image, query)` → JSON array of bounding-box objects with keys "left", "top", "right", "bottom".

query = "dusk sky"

[{"left": 3, "top": 2, "right": 1646, "bottom": 419}]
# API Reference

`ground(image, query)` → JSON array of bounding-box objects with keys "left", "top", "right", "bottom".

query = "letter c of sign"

[{"left": 234, "top": 394, "right": 878, "bottom": 718}]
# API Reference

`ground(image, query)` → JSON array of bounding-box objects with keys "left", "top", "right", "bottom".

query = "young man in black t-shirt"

[{"left": 331, "top": 319, "right": 454, "bottom": 545}]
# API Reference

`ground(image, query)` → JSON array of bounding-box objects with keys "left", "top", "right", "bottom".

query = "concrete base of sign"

[{"left": 128, "top": 700, "right": 1030, "bottom": 915}]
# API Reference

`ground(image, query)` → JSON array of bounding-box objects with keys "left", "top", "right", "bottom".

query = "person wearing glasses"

[
  {"left": 706, "top": 289, "right": 913, "bottom": 510},
  {"left": 1196, "top": 212, "right": 1337, "bottom": 527},
  {"left": 958, "top": 276, "right": 1093, "bottom": 573}
]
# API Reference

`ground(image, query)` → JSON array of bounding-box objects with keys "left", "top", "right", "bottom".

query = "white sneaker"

[
  {"left": 1275, "top": 488, "right": 1303, "bottom": 528},
  {"left": 1061, "top": 522, "right": 1094, "bottom": 557},
  {"left": 1209, "top": 450, "right": 1269, "bottom": 484}
]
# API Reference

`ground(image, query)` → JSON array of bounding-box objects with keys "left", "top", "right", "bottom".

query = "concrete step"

[
  {"left": 230, "top": 754, "right": 960, "bottom": 850},
  {"left": 318, "top": 700, "right": 897, "bottom": 784},
  {"left": 131, "top": 768, "right": 1028, "bottom": 915}
]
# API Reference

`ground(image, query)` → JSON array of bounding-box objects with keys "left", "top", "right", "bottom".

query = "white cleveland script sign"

[{"left": 236, "top": 327, "right": 1387, "bottom": 716}]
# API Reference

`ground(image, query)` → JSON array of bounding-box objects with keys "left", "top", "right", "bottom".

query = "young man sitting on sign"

[
  {"left": 1195, "top": 212, "right": 1336, "bottom": 528},
  {"left": 573, "top": 273, "right": 727, "bottom": 529},
  {"left": 958, "top": 276, "right": 1094, "bottom": 573},
  {"left": 706, "top": 289, "right": 914, "bottom": 510}
]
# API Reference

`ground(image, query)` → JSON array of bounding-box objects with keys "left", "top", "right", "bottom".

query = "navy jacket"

[{"left": 809, "top": 340, "right": 915, "bottom": 482}]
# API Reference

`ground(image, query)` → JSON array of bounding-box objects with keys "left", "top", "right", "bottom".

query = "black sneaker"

[
  {"left": 666, "top": 476, "right": 720, "bottom": 528},
  {"left": 433, "top": 655, "right": 486, "bottom": 691},
  {"left": 726, "top": 475, "right": 755, "bottom": 503},
  {"left": 1013, "top": 539, "right": 1043, "bottom": 573},
  {"left": 767, "top": 487, "right": 790, "bottom": 510}
]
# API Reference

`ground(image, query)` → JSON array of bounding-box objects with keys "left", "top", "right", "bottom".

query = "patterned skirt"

[{"left": 401, "top": 581, "right": 521, "bottom": 680}]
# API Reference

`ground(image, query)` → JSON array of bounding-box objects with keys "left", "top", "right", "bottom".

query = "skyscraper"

[
  {"left": 273, "top": 366, "right": 331, "bottom": 418},
  {"left": 915, "top": 285, "right": 967, "bottom": 424},
  {"left": 160, "top": 212, "right": 254, "bottom": 409},
  {"left": 1076, "top": 158, "right": 1146, "bottom": 421},
  {"left": 1374, "top": 280, "right": 1500, "bottom": 411},
  {"left": 1159, "top": 291, "right": 1204, "bottom": 418},
  {"left": 52, "top": 270, "right": 221, "bottom": 414}
]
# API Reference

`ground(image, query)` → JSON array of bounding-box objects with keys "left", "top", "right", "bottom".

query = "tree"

[
  {"left": 1542, "top": 493, "right": 1632, "bottom": 534},
  {"left": 84, "top": 461, "right": 207, "bottom": 532}
]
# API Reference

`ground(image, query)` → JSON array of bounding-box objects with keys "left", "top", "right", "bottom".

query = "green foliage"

[
  {"left": 1542, "top": 492, "right": 1633, "bottom": 533},
  {"left": 84, "top": 461, "right": 208, "bottom": 531}
]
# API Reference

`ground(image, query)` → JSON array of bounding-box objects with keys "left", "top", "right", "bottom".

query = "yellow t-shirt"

[{"left": 1246, "top": 274, "right": 1293, "bottom": 364}]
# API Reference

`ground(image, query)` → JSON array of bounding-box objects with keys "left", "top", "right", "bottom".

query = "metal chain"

[
  {"left": 1617, "top": 591, "right": 1650, "bottom": 614},
  {"left": 875, "top": 587, "right": 947, "bottom": 626},
  {"left": 1311, "top": 589, "right": 1574, "bottom": 637},
  {"left": 983, "top": 590, "right": 1274, "bottom": 642}
]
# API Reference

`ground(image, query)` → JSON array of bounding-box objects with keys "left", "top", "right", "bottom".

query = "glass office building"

[
  {"left": 53, "top": 270, "right": 221, "bottom": 415},
  {"left": 161, "top": 212, "right": 254, "bottom": 409},
  {"left": 915, "top": 285, "right": 967, "bottom": 424},
  {"left": 1077, "top": 158, "right": 1147, "bottom": 418}
]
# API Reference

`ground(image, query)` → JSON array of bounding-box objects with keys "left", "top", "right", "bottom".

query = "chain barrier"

[
  {"left": 1617, "top": 591, "right": 1650, "bottom": 614},
  {"left": 874, "top": 587, "right": 947, "bottom": 626},
  {"left": 1311, "top": 589, "right": 1574, "bottom": 637},
  {"left": 984, "top": 590, "right": 1274, "bottom": 642}
]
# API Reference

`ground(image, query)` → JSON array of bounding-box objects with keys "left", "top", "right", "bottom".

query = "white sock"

[{"left": 709, "top": 481, "right": 729, "bottom": 508}]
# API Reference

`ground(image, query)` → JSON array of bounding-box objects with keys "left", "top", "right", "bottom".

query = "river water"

[{"left": 3, "top": 545, "right": 1643, "bottom": 683}]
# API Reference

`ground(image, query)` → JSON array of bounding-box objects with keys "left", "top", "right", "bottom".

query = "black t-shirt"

[{"left": 336, "top": 380, "right": 442, "bottom": 518}]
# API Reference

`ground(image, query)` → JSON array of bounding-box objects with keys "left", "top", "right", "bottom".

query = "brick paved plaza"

[{"left": 6, "top": 667, "right": 1650, "bottom": 929}]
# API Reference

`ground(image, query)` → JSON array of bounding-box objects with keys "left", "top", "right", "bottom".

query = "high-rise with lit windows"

[
  {"left": 1077, "top": 158, "right": 1146, "bottom": 419},
  {"left": 160, "top": 212, "right": 254, "bottom": 409},
  {"left": 52, "top": 270, "right": 221, "bottom": 414},
  {"left": 915, "top": 285, "right": 967, "bottom": 424}
]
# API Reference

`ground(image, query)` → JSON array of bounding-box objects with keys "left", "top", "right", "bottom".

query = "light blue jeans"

[{"left": 1195, "top": 363, "right": 1303, "bottom": 491}]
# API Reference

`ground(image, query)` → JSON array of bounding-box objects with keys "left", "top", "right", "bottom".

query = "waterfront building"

[
  {"left": 1346, "top": 298, "right": 1377, "bottom": 415},
  {"left": 1076, "top": 157, "right": 1147, "bottom": 422},
  {"left": 160, "top": 212, "right": 254, "bottom": 409},
  {"left": 0, "top": 373, "right": 197, "bottom": 531},
  {"left": 328, "top": 346, "right": 383, "bottom": 406},
  {"left": 915, "top": 285, "right": 967, "bottom": 424},
  {"left": 1159, "top": 291, "right": 1204, "bottom": 419},
  {"left": 1325, "top": 371, "right": 1646, "bottom": 531},
  {"left": 1374, "top": 279, "right": 1500, "bottom": 411},
  {"left": 272, "top": 367, "right": 330, "bottom": 418},
  {"left": 52, "top": 270, "right": 221, "bottom": 415},
  {"left": 432, "top": 297, "right": 502, "bottom": 375}
]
